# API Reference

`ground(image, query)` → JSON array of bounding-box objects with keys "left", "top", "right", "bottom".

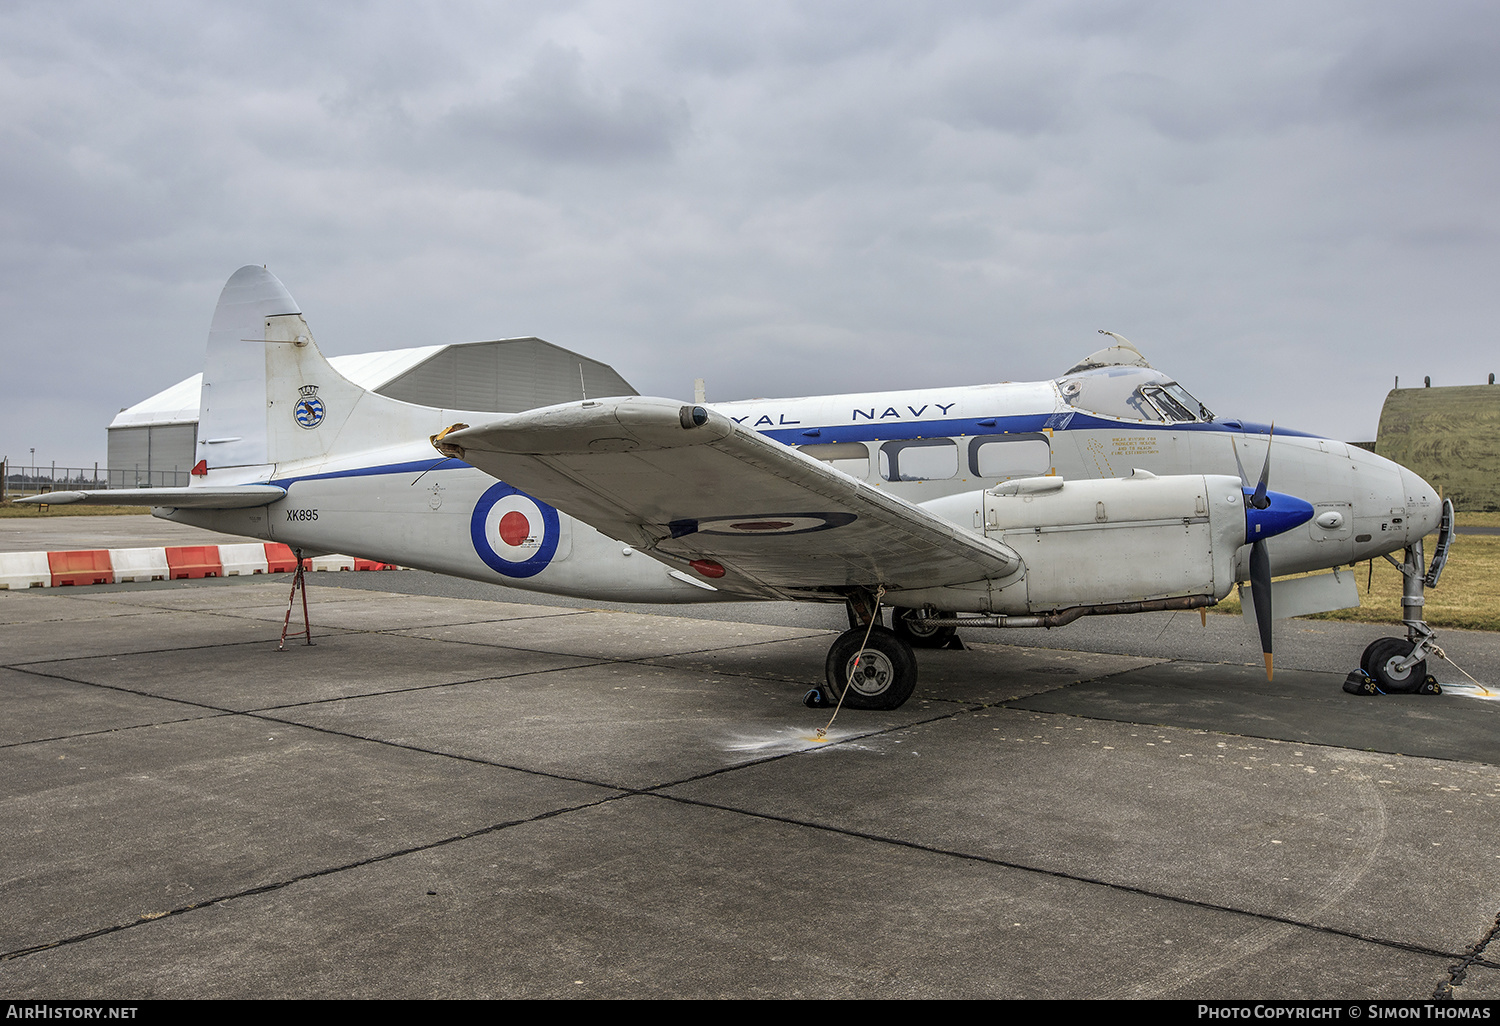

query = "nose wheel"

[
  {"left": 1355, "top": 516, "right": 1450, "bottom": 695},
  {"left": 1360, "top": 637, "right": 1428, "bottom": 693}
]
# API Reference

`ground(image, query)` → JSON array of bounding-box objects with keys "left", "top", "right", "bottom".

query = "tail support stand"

[{"left": 278, "top": 548, "right": 313, "bottom": 651}]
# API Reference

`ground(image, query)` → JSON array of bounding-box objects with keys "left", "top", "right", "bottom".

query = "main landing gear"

[
  {"left": 807, "top": 592, "right": 921, "bottom": 711},
  {"left": 892, "top": 606, "right": 959, "bottom": 649},
  {"left": 1357, "top": 503, "right": 1453, "bottom": 693}
]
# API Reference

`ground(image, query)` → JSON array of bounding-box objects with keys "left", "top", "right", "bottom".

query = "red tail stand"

[{"left": 278, "top": 549, "right": 313, "bottom": 650}]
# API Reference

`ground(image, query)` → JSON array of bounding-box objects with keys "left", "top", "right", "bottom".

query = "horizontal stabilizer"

[{"left": 16, "top": 486, "right": 287, "bottom": 509}]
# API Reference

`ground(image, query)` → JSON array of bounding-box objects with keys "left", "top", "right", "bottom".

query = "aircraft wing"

[
  {"left": 16, "top": 486, "right": 287, "bottom": 509},
  {"left": 440, "top": 398, "right": 1021, "bottom": 600}
]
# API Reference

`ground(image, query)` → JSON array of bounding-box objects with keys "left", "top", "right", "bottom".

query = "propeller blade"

[
  {"left": 1249, "top": 539, "right": 1274, "bottom": 680},
  {"left": 1231, "top": 439, "right": 1253, "bottom": 493},
  {"left": 1251, "top": 423, "right": 1274, "bottom": 510},
  {"left": 1235, "top": 429, "right": 1308, "bottom": 682}
]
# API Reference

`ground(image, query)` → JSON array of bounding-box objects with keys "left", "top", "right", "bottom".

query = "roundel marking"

[
  {"left": 498, "top": 510, "right": 531, "bottom": 547},
  {"left": 294, "top": 396, "right": 326, "bottom": 429},
  {"left": 470, "top": 482, "right": 561, "bottom": 578},
  {"left": 688, "top": 512, "right": 857, "bottom": 537}
]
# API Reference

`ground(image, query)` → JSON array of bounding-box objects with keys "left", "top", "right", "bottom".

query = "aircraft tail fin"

[
  {"left": 198, "top": 266, "right": 447, "bottom": 479},
  {"left": 197, "top": 266, "right": 298, "bottom": 472}
]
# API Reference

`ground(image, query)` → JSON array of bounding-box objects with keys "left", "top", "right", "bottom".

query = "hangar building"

[
  {"left": 108, "top": 337, "right": 638, "bottom": 487},
  {"left": 1376, "top": 381, "right": 1500, "bottom": 512}
]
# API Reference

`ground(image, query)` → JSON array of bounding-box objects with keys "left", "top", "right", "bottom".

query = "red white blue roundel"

[
  {"left": 668, "top": 512, "right": 856, "bottom": 538},
  {"left": 470, "top": 482, "right": 560, "bottom": 578}
]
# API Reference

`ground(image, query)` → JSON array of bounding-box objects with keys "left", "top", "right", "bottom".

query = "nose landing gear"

[
  {"left": 1358, "top": 500, "right": 1453, "bottom": 693},
  {"left": 1360, "top": 633, "right": 1429, "bottom": 693}
]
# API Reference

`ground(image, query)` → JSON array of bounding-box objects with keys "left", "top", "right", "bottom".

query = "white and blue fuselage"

[{"left": 171, "top": 369, "right": 1438, "bottom": 608}]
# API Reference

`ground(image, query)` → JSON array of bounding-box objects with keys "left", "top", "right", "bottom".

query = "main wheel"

[
  {"left": 892, "top": 607, "right": 957, "bottom": 649},
  {"left": 824, "top": 626, "right": 918, "bottom": 710},
  {"left": 1365, "top": 637, "right": 1426, "bottom": 694}
]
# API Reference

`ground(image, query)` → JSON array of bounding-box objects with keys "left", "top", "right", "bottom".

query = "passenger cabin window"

[
  {"left": 798, "top": 442, "right": 870, "bottom": 479},
  {"left": 968, "top": 434, "right": 1052, "bottom": 478},
  {"left": 879, "top": 439, "right": 958, "bottom": 481}
]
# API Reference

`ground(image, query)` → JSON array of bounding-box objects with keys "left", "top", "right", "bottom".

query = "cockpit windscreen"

[{"left": 1055, "top": 366, "right": 1214, "bottom": 423}]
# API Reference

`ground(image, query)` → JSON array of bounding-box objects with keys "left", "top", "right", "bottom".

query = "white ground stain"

[
  {"left": 1439, "top": 682, "right": 1500, "bottom": 701},
  {"left": 721, "top": 727, "right": 844, "bottom": 754}
]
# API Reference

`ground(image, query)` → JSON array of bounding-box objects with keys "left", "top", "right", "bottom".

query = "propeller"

[
  {"left": 1232, "top": 423, "right": 1273, "bottom": 511},
  {"left": 1232, "top": 426, "right": 1313, "bottom": 680}
]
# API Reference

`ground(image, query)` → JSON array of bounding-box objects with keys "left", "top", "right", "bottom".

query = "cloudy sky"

[{"left": 3, "top": 1, "right": 1497, "bottom": 469}]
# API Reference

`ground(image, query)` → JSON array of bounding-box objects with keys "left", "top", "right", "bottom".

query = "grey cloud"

[
  {"left": 3, "top": 1, "right": 1500, "bottom": 464},
  {"left": 1322, "top": 10, "right": 1500, "bottom": 131},
  {"left": 659, "top": 1, "right": 962, "bottom": 75},
  {"left": 937, "top": 60, "right": 1079, "bottom": 137},
  {"left": 443, "top": 45, "right": 689, "bottom": 166}
]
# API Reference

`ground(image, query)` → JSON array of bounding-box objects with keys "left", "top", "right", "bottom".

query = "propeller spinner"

[{"left": 1233, "top": 428, "right": 1315, "bottom": 679}]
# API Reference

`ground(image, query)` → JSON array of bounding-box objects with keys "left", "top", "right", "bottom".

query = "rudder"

[
  {"left": 198, "top": 265, "right": 449, "bottom": 478},
  {"left": 198, "top": 265, "right": 299, "bottom": 471}
]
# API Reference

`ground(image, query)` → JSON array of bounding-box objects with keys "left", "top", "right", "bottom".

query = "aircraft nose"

[{"left": 1400, "top": 466, "right": 1444, "bottom": 541}]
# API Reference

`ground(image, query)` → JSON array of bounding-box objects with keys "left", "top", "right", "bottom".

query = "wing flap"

[{"left": 441, "top": 398, "right": 1020, "bottom": 597}]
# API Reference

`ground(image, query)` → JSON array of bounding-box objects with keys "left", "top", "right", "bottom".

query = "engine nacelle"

[{"left": 904, "top": 471, "right": 1247, "bottom": 614}]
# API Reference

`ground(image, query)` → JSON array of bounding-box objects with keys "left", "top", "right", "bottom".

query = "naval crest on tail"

[{"left": 294, "top": 384, "right": 326, "bottom": 429}]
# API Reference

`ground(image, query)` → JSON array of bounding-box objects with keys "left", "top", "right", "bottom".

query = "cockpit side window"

[
  {"left": 1140, "top": 385, "right": 1194, "bottom": 422},
  {"left": 1166, "top": 383, "right": 1213, "bottom": 422}
]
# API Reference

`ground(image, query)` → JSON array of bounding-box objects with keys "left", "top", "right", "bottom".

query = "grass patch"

[
  {"left": 0, "top": 501, "right": 151, "bottom": 517},
  {"left": 1456, "top": 510, "right": 1500, "bottom": 529}
]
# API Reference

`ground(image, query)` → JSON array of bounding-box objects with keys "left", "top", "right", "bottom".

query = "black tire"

[
  {"left": 1359, "top": 638, "right": 1389, "bottom": 676},
  {"left": 1365, "top": 637, "right": 1426, "bottom": 694},
  {"left": 824, "top": 626, "right": 918, "bottom": 710},
  {"left": 892, "top": 607, "right": 957, "bottom": 649}
]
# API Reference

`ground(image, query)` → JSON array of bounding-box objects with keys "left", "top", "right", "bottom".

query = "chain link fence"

[{"left": 1, "top": 460, "right": 189, "bottom": 501}]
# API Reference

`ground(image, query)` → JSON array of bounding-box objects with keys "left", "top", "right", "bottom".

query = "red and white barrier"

[
  {"left": 218, "top": 543, "right": 270, "bottom": 576},
  {"left": 0, "top": 552, "right": 53, "bottom": 590},
  {"left": 109, "top": 547, "right": 170, "bottom": 582},
  {"left": 0, "top": 543, "right": 404, "bottom": 589}
]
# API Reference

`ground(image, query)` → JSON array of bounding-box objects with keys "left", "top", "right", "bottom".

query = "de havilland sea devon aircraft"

[{"left": 32, "top": 267, "right": 1455, "bottom": 710}]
